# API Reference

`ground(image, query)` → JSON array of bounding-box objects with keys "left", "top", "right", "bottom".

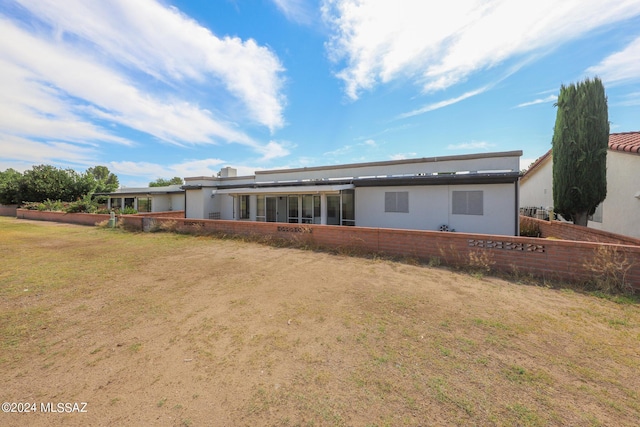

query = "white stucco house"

[
  {"left": 103, "top": 185, "right": 185, "bottom": 213},
  {"left": 183, "top": 150, "right": 522, "bottom": 236},
  {"left": 520, "top": 131, "right": 640, "bottom": 238}
]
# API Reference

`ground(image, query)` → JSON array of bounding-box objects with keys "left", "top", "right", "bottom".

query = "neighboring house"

[
  {"left": 100, "top": 185, "right": 185, "bottom": 213},
  {"left": 183, "top": 151, "right": 522, "bottom": 236},
  {"left": 520, "top": 131, "right": 640, "bottom": 238}
]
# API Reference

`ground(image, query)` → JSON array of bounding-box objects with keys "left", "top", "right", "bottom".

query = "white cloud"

[
  {"left": 586, "top": 36, "right": 640, "bottom": 85},
  {"left": 15, "top": 0, "right": 286, "bottom": 131},
  {"left": 323, "top": 145, "right": 353, "bottom": 157},
  {"left": 322, "top": 0, "right": 640, "bottom": 99},
  {"left": 271, "top": 0, "right": 315, "bottom": 25},
  {"left": 516, "top": 95, "right": 557, "bottom": 108},
  {"left": 255, "top": 140, "right": 292, "bottom": 162},
  {"left": 0, "top": 133, "right": 98, "bottom": 167},
  {"left": 447, "top": 141, "right": 495, "bottom": 151},
  {"left": 0, "top": 1, "right": 287, "bottom": 162},
  {"left": 614, "top": 91, "right": 640, "bottom": 107},
  {"left": 390, "top": 152, "right": 417, "bottom": 160},
  {"left": 109, "top": 158, "right": 226, "bottom": 180},
  {"left": 398, "top": 87, "right": 488, "bottom": 119}
]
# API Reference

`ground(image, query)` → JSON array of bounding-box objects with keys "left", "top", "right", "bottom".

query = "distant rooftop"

[{"left": 609, "top": 131, "right": 640, "bottom": 154}]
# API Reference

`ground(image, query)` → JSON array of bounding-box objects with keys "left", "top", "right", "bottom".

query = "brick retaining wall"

[
  {"left": 135, "top": 210, "right": 185, "bottom": 218},
  {"left": 0, "top": 205, "right": 18, "bottom": 217},
  {"left": 521, "top": 216, "right": 640, "bottom": 246},
  {"left": 16, "top": 209, "right": 111, "bottom": 226},
  {"left": 120, "top": 216, "right": 640, "bottom": 288}
]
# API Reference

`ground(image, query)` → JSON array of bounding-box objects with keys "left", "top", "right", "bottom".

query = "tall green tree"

[
  {"left": 86, "top": 166, "right": 119, "bottom": 193},
  {"left": 149, "top": 177, "right": 183, "bottom": 187},
  {"left": 19, "top": 165, "right": 89, "bottom": 202},
  {"left": 0, "top": 168, "right": 23, "bottom": 205},
  {"left": 552, "top": 77, "right": 609, "bottom": 226}
]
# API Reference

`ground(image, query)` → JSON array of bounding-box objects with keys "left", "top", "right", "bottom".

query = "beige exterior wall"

[
  {"left": 520, "top": 150, "right": 640, "bottom": 239},
  {"left": 519, "top": 156, "right": 553, "bottom": 209}
]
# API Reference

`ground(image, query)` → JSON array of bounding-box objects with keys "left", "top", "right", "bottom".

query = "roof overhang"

[
  {"left": 215, "top": 184, "right": 355, "bottom": 196},
  {"left": 353, "top": 172, "right": 521, "bottom": 187}
]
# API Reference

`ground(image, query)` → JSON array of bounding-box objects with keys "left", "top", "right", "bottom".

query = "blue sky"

[{"left": 1, "top": 0, "right": 639, "bottom": 187}]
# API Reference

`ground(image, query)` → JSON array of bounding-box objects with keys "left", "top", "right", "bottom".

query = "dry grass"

[{"left": 1, "top": 216, "right": 639, "bottom": 426}]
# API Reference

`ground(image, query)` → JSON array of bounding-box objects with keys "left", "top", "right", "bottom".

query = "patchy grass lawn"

[{"left": 1, "top": 216, "right": 639, "bottom": 426}]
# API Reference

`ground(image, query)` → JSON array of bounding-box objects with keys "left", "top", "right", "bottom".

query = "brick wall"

[
  {"left": 0, "top": 204, "right": 18, "bottom": 217},
  {"left": 521, "top": 216, "right": 640, "bottom": 246},
  {"left": 135, "top": 211, "right": 185, "bottom": 218},
  {"left": 120, "top": 216, "right": 640, "bottom": 288},
  {"left": 16, "top": 209, "right": 111, "bottom": 226}
]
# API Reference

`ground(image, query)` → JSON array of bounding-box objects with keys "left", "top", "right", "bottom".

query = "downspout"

[
  {"left": 515, "top": 179, "right": 520, "bottom": 236},
  {"left": 184, "top": 190, "right": 187, "bottom": 218}
]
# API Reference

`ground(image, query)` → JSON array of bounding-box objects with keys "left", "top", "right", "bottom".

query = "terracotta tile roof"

[{"left": 609, "top": 131, "right": 640, "bottom": 154}]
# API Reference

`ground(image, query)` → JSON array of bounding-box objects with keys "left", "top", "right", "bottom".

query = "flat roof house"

[
  {"left": 520, "top": 131, "right": 640, "bottom": 239},
  {"left": 183, "top": 150, "right": 522, "bottom": 236},
  {"left": 102, "top": 185, "right": 185, "bottom": 213}
]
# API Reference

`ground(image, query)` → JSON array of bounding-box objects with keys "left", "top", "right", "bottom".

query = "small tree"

[
  {"left": 552, "top": 77, "right": 609, "bottom": 226},
  {"left": 87, "top": 166, "right": 119, "bottom": 193},
  {"left": 0, "top": 168, "right": 23, "bottom": 205},
  {"left": 149, "top": 177, "right": 183, "bottom": 187}
]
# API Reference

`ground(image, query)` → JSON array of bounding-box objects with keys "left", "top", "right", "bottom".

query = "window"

[
  {"left": 240, "top": 195, "right": 250, "bottom": 219},
  {"left": 341, "top": 190, "right": 355, "bottom": 225},
  {"left": 313, "top": 195, "right": 321, "bottom": 224},
  {"left": 110, "top": 197, "right": 122, "bottom": 210},
  {"left": 256, "top": 195, "right": 265, "bottom": 221},
  {"left": 288, "top": 195, "right": 299, "bottom": 223},
  {"left": 124, "top": 198, "right": 135, "bottom": 208},
  {"left": 302, "top": 195, "right": 313, "bottom": 224},
  {"left": 327, "top": 195, "right": 341, "bottom": 225},
  {"left": 452, "top": 191, "right": 483, "bottom": 215},
  {"left": 138, "top": 197, "right": 152, "bottom": 213},
  {"left": 385, "top": 191, "right": 409, "bottom": 213}
]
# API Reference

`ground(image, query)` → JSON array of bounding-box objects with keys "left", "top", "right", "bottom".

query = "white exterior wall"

[
  {"left": 170, "top": 194, "right": 185, "bottom": 211},
  {"left": 218, "top": 194, "right": 235, "bottom": 219},
  {"left": 152, "top": 196, "right": 171, "bottom": 212},
  {"left": 185, "top": 189, "right": 205, "bottom": 219},
  {"left": 519, "top": 157, "right": 553, "bottom": 209},
  {"left": 356, "top": 183, "right": 517, "bottom": 235},
  {"left": 257, "top": 153, "right": 520, "bottom": 183},
  {"left": 589, "top": 151, "right": 640, "bottom": 238},
  {"left": 520, "top": 150, "right": 640, "bottom": 238}
]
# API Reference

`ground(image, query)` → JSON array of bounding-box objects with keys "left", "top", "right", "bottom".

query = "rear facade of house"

[{"left": 183, "top": 151, "right": 522, "bottom": 236}]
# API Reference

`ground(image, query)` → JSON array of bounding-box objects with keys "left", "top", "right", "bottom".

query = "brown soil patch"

[{"left": 1, "top": 218, "right": 639, "bottom": 426}]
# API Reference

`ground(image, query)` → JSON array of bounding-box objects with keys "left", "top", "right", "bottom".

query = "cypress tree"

[{"left": 551, "top": 77, "right": 609, "bottom": 226}]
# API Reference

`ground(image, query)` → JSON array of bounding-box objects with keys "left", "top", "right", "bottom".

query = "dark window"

[
  {"left": 240, "top": 195, "right": 250, "bottom": 219},
  {"left": 138, "top": 197, "right": 152, "bottom": 213},
  {"left": 452, "top": 191, "right": 483, "bottom": 215},
  {"left": 385, "top": 191, "right": 409, "bottom": 213}
]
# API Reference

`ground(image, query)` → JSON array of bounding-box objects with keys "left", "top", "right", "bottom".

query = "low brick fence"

[
  {"left": 0, "top": 204, "right": 18, "bottom": 217},
  {"left": 521, "top": 216, "right": 640, "bottom": 246},
  {"left": 120, "top": 216, "right": 640, "bottom": 288},
  {"left": 16, "top": 209, "right": 111, "bottom": 226},
  {"left": 135, "top": 210, "right": 184, "bottom": 218}
]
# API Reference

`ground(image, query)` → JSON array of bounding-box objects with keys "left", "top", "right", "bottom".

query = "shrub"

[
  {"left": 520, "top": 220, "right": 541, "bottom": 237},
  {"left": 41, "top": 199, "right": 65, "bottom": 211},
  {"left": 583, "top": 246, "right": 635, "bottom": 294},
  {"left": 65, "top": 195, "right": 98, "bottom": 213},
  {"left": 121, "top": 206, "right": 138, "bottom": 214}
]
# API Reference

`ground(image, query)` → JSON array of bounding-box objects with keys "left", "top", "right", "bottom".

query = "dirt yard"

[{"left": 1, "top": 217, "right": 639, "bottom": 426}]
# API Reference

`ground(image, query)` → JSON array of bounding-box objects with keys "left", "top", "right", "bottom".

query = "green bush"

[
  {"left": 65, "top": 195, "right": 98, "bottom": 213},
  {"left": 121, "top": 206, "right": 138, "bottom": 214},
  {"left": 23, "top": 199, "right": 65, "bottom": 211}
]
